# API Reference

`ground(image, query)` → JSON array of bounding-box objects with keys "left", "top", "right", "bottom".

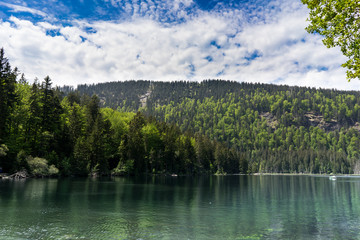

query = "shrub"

[
  {"left": 26, "top": 156, "right": 59, "bottom": 177},
  {"left": 0, "top": 144, "right": 8, "bottom": 157},
  {"left": 112, "top": 159, "right": 134, "bottom": 176}
]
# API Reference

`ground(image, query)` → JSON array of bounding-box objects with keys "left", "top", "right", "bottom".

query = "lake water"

[{"left": 0, "top": 175, "right": 360, "bottom": 239}]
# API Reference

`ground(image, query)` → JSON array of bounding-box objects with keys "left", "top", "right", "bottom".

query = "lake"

[{"left": 0, "top": 175, "right": 360, "bottom": 239}]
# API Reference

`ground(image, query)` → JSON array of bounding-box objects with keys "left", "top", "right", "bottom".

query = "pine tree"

[{"left": 0, "top": 48, "right": 18, "bottom": 141}]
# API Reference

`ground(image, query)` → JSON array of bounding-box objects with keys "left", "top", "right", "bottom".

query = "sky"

[{"left": 0, "top": 0, "right": 359, "bottom": 90}]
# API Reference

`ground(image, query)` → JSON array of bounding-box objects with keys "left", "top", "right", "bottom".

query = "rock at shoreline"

[{"left": 8, "top": 170, "right": 29, "bottom": 179}]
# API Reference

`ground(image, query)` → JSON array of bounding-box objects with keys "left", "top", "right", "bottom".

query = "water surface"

[{"left": 1, "top": 175, "right": 360, "bottom": 239}]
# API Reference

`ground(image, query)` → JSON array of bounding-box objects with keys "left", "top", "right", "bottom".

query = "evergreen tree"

[{"left": 0, "top": 48, "right": 18, "bottom": 141}]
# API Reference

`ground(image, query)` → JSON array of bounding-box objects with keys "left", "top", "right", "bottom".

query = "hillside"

[
  {"left": 0, "top": 49, "right": 242, "bottom": 176},
  {"left": 69, "top": 80, "right": 360, "bottom": 174}
]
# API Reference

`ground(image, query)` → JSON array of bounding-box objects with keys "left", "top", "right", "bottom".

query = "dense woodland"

[
  {"left": 3, "top": 45, "right": 360, "bottom": 175},
  {"left": 71, "top": 80, "right": 360, "bottom": 174},
  {"left": 0, "top": 49, "right": 243, "bottom": 176}
]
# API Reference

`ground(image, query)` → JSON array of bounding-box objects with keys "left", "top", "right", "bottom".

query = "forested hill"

[
  {"left": 71, "top": 80, "right": 360, "bottom": 129},
  {"left": 67, "top": 80, "right": 360, "bottom": 174},
  {"left": 1, "top": 49, "right": 245, "bottom": 177}
]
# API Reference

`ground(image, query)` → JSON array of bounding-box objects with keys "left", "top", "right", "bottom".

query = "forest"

[
  {"left": 3, "top": 46, "right": 360, "bottom": 176},
  {"left": 0, "top": 49, "right": 244, "bottom": 176},
  {"left": 70, "top": 80, "right": 360, "bottom": 174}
]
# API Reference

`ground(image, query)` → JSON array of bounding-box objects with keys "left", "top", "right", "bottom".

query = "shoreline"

[
  {"left": 2, "top": 171, "right": 360, "bottom": 179},
  {"left": 250, "top": 173, "right": 360, "bottom": 177}
]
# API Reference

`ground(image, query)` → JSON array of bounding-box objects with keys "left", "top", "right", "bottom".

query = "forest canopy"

[
  {"left": 73, "top": 80, "right": 360, "bottom": 174},
  {"left": 3, "top": 47, "right": 360, "bottom": 176},
  {"left": 0, "top": 49, "right": 243, "bottom": 176}
]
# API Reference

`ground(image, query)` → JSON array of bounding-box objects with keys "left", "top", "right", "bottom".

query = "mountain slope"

[{"left": 71, "top": 80, "right": 360, "bottom": 174}]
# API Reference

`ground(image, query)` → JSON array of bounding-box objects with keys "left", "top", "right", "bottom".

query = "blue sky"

[{"left": 0, "top": 0, "right": 358, "bottom": 90}]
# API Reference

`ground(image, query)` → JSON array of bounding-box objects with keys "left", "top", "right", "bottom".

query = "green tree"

[
  {"left": 0, "top": 48, "right": 18, "bottom": 141},
  {"left": 302, "top": 0, "right": 360, "bottom": 80},
  {"left": 127, "top": 112, "right": 146, "bottom": 174},
  {"left": 26, "top": 81, "right": 42, "bottom": 156}
]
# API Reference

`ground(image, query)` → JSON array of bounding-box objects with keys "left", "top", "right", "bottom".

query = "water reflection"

[{"left": 0, "top": 175, "right": 360, "bottom": 239}]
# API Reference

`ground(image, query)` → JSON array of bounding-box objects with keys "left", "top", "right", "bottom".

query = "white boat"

[{"left": 329, "top": 175, "right": 337, "bottom": 181}]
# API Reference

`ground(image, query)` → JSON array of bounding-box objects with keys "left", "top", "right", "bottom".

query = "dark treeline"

[
  {"left": 71, "top": 80, "right": 151, "bottom": 111},
  {"left": 71, "top": 80, "right": 360, "bottom": 174},
  {"left": 0, "top": 49, "right": 243, "bottom": 176}
]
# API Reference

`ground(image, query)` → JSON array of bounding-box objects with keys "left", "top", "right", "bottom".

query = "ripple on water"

[{"left": 1, "top": 176, "right": 360, "bottom": 239}]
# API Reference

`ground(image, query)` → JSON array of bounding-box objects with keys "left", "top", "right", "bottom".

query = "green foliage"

[
  {"left": 26, "top": 156, "right": 59, "bottom": 177},
  {"left": 112, "top": 159, "right": 134, "bottom": 175},
  {"left": 15, "top": 150, "right": 28, "bottom": 170},
  {"left": 4, "top": 42, "right": 360, "bottom": 176},
  {"left": 1, "top": 50, "right": 238, "bottom": 176},
  {"left": 0, "top": 144, "right": 8, "bottom": 157},
  {"left": 73, "top": 80, "right": 150, "bottom": 110},
  {"left": 49, "top": 164, "right": 60, "bottom": 176},
  {"left": 302, "top": 0, "right": 360, "bottom": 80},
  {"left": 73, "top": 80, "right": 360, "bottom": 174},
  {"left": 0, "top": 48, "right": 18, "bottom": 140}
]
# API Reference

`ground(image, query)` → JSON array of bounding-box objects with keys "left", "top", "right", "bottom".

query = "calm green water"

[{"left": 1, "top": 175, "right": 360, "bottom": 239}]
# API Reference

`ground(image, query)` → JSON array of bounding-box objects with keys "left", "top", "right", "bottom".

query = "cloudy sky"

[{"left": 0, "top": 0, "right": 359, "bottom": 90}]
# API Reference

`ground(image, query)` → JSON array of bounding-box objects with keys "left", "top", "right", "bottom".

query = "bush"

[
  {"left": 0, "top": 144, "right": 8, "bottom": 157},
  {"left": 49, "top": 164, "right": 59, "bottom": 176},
  {"left": 26, "top": 156, "right": 59, "bottom": 177},
  {"left": 112, "top": 159, "right": 134, "bottom": 176}
]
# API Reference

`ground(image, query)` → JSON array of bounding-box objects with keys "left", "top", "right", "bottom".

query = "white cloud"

[
  {"left": 0, "top": 1, "right": 47, "bottom": 17},
  {"left": 0, "top": 0, "right": 359, "bottom": 90},
  {"left": 99, "top": 0, "right": 196, "bottom": 22}
]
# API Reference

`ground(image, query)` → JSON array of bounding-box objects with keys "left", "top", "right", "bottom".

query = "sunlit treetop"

[{"left": 302, "top": 0, "right": 360, "bottom": 81}]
